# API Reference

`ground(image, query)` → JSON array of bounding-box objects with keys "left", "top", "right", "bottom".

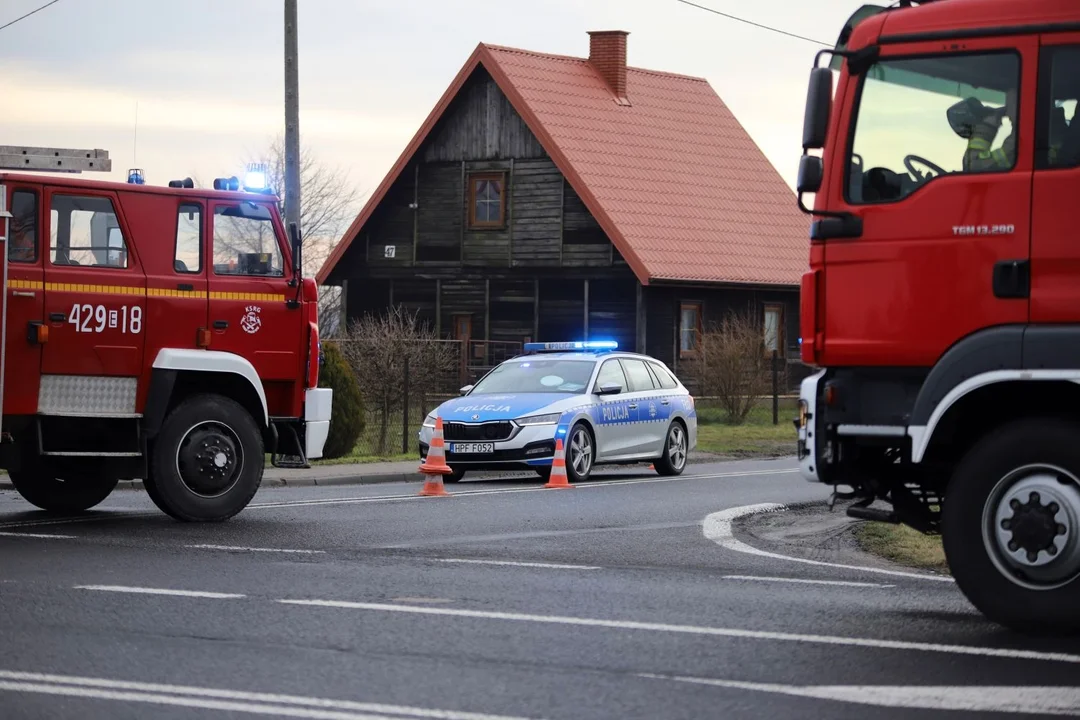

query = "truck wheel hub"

[
  {"left": 177, "top": 422, "right": 242, "bottom": 498},
  {"left": 985, "top": 466, "right": 1080, "bottom": 589}
]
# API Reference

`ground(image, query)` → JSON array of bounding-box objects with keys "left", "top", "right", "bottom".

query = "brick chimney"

[{"left": 588, "top": 30, "right": 629, "bottom": 101}]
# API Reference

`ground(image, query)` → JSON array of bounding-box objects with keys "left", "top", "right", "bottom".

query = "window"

[
  {"left": 595, "top": 359, "right": 628, "bottom": 392},
  {"left": 620, "top": 358, "right": 656, "bottom": 393},
  {"left": 764, "top": 303, "right": 783, "bottom": 355},
  {"left": 9, "top": 190, "right": 37, "bottom": 263},
  {"left": 649, "top": 362, "right": 679, "bottom": 390},
  {"left": 212, "top": 202, "right": 284, "bottom": 277},
  {"left": 49, "top": 194, "right": 129, "bottom": 268},
  {"left": 847, "top": 52, "right": 1020, "bottom": 204},
  {"left": 175, "top": 203, "right": 202, "bottom": 274},
  {"left": 471, "top": 359, "right": 595, "bottom": 394},
  {"left": 468, "top": 172, "right": 505, "bottom": 229},
  {"left": 679, "top": 302, "right": 702, "bottom": 356},
  {"left": 1037, "top": 45, "right": 1080, "bottom": 170}
]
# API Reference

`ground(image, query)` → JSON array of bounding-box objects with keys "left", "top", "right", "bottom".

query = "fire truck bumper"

[
  {"left": 304, "top": 388, "right": 333, "bottom": 460},
  {"left": 797, "top": 369, "right": 825, "bottom": 483}
]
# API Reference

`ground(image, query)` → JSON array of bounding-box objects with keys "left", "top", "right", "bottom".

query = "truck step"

[
  {"left": 271, "top": 454, "right": 309, "bottom": 469},
  {"left": 846, "top": 505, "right": 899, "bottom": 523}
]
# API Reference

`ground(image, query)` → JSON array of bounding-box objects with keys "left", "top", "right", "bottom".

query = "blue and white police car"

[{"left": 418, "top": 341, "right": 697, "bottom": 483}]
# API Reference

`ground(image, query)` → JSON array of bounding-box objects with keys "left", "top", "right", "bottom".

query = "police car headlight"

[
  {"left": 422, "top": 414, "right": 437, "bottom": 428},
  {"left": 516, "top": 413, "right": 561, "bottom": 426}
]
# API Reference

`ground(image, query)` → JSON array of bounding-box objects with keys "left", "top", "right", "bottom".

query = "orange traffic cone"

[
  {"left": 418, "top": 417, "right": 452, "bottom": 497},
  {"left": 543, "top": 437, "right": 574, "bottom": 489}
]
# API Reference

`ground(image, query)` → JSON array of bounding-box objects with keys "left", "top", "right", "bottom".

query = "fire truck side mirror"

[
  {"left": 289, "top": 222, "right": 302, "bottom": 278},
  {"left": 797, "top": 155, "right": 823, "bottom": 195},
  {"left": 803, "top": 67, "right": 833, "bottom": 151}
]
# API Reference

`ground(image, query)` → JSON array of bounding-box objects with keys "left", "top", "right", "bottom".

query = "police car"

[{"left": 418, "top": 341, "right": 697, "bottom": 483}]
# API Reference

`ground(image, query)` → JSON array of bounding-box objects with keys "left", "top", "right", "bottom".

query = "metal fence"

[{"left": 326, "top": 339, "right": 816, "bottom": 457}]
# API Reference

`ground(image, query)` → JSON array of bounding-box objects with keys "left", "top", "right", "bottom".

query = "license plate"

[{"left": 450, "top": 442, "right": 494, "bottom": 454}]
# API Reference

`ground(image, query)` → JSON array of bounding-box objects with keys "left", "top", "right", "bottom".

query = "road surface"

[{"left": 2, "top": 457, "right": 1079, "bottom": 719}]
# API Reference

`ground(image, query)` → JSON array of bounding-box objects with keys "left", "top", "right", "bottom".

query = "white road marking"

[
  {"left": 275, "top": 599, "right": 1080, "bottom": 664},
  {"left": 433, "top": 558, "right": 601, "bottom": 570},
  {"left": 0, "top": 670, "right": 532, "bottom": 720},
  {"left": 74, "top": 585, "right": 245, "bottom": 599},
  {"left": 0, "top": 531, "right": 75, "bottom": 539},
  {"left": 186, "top": 544, "right": 326, "bottom": 555},
  {"left": 703, "top": 503, "right": 955, "bottom": 582},
  {"left": 640, "top": 673, "right": 1080, "bottom": 716},
  {"left": 721, "top": 575, "right": 894, "bottom": 588}
]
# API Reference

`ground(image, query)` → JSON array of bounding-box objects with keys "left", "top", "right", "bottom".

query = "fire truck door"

[
  {"left": 41, "top": 190, "right": 146, "bottom": 384},
  {"left": 1030, "top": 37, "right": 1080, "bottom": 323},
  {"left": 3, "top": 185, "right": 45, "bottom": 416},
  {"left": 207, "top": 200, "right": 300, "bottom": 414},
  {"left": 145, "top": 200, "right": 210, "bottom": 357}
]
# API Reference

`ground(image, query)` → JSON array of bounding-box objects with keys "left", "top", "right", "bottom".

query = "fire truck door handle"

[
  {"left": 177, "top": 283, "right": 194, "bottom": 291},
  {"left": 213, "top": 320, "right": 228, "bottom": 330},
  {"left": 11, "top": 291, "right": 35, "bottom": 298},
  {"left": 49, "top": 312, "right": 67, "bottom": 323},
  {"left": 992, "top": 258, "right": 1030, "bottom": 299}
]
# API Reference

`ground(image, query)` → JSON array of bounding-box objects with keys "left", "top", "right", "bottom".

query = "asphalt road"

[{"left": 2, "top": 457, "right": 1080, "bottom": 719}]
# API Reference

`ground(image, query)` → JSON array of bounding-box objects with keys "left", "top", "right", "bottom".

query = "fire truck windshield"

[{"left": 846, "top": 51, "right": 1019, "bottom": 205}]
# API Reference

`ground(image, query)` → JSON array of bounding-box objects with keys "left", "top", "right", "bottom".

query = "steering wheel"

[{"left": 904, "top": 154, "right": 947, "bottom": 183}]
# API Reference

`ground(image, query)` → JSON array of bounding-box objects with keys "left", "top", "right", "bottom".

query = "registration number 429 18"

[
  {"left": 451, "top": 442, "right": 494, "bottom": 454},
  {"left": 68, "top": 303, "right": 143, "bottom": 334}
]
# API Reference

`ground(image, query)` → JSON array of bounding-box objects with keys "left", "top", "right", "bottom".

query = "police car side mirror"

[
  {"left": 596, "top": 383, "right": 622, "bottom": 396},
  {"left": 459, "top": 385, "right": 474, "bottom": 395}
]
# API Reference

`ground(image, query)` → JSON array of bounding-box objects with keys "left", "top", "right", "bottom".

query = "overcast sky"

[{"left": 2, "top": 0, "right": 864, "bottom": 204}]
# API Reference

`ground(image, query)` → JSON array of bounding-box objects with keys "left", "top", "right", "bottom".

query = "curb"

[{"left": 0, "top": 472, "right": 425, "bottom": 493}]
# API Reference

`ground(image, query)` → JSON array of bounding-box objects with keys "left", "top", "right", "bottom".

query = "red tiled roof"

[{"left": 318, "top": 41, "right": 809, "bottom": 287}]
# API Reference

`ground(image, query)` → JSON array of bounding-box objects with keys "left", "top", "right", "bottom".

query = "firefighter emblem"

[{"left": 241, "top": 305, "right": 262, "bottom": 334}]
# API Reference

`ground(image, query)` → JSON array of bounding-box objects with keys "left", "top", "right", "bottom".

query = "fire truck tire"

[
  {"left": 149, "top": 394, "right": 264, "bottom": 522},
  {"left": 8, "top": 471, "right": 118, "bottom": 513},
  {"left": 941, "top": 417, "right": 1080, "bottom": 635}
]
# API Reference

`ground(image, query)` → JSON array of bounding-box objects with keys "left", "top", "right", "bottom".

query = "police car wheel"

[
  {"left": 150, "top": 394, "right": 264, "bottom": 522},
  {"left": 655, "top": 421, "right": 688, "bottom": 476},
  {"left": 566, "top": 422, "right": 595, "bottom": 482},
  {"left": 9, "top": 470, "right": 118, "bottom": 513},
  {"left": 444, "top": 468, "right": 466, "bottom": 483}
]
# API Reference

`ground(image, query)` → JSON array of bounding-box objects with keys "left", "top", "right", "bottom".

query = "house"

[{"left": 317, "top": 30, "right": 810, "bottom": 382}]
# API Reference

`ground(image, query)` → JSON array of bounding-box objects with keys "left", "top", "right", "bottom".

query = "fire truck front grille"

[{"left": 444, "top": 421, "right": 514, "bottom": 441}]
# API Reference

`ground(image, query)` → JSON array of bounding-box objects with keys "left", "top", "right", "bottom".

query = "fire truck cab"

[
  {"left": 794, "top": 1, "right": 1080, "bottom": 633},
  {"left": 0, "top": 147, "right": 331, "bottom": 521}
]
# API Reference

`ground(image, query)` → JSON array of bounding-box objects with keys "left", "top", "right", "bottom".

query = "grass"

[
  {"left": 854, "top": 521, "right": 950, "bottom": 574},
  {"left": 694, "top": 402, "right": 797, "bottom": 459}
]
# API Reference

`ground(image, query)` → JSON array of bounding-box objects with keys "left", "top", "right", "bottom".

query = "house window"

[
  {"left": 764, "top": 303, "right": 783, "bottom": 355},
  {"left": 679, "top": 302, "right": 702, "bottom": 356},
  {"left": 468, "top": 172, "right": 505, "bottom": 228}
]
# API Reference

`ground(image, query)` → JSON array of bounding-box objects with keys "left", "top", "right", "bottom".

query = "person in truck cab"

[{"left": 949, "top": 89, "right": 1017, "bottom": 172}]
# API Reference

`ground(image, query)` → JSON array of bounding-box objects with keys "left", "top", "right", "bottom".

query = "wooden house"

[{"left": 317, "top": 31, "right": 810, "bottom": 380}]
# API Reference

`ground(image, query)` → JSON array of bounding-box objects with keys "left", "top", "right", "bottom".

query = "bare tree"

[
  {"left": 336, "top": 306, "right": 459, "bottom": 455},
  {"left": 685, "top": 307, "right": 772, "bottom": 424}
]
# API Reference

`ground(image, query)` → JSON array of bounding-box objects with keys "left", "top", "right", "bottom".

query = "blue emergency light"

[
  {"left": 127, "top": 168, "right": 145, "bottom": 185},
  {"left": 523, "top": 340, "right": 619, "bottom": 352}
]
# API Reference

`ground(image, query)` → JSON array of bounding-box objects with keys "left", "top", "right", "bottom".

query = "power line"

[
  {"left": 0, "top": 0, "right": 62, "bottom": 32},
  {"left": 672, "top": 0, "right": 831, "bottom": 47}
]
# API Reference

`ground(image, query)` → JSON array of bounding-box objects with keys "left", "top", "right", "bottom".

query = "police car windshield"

[{"left": 472, "top": 359, "right": 595, "bottom": 394}]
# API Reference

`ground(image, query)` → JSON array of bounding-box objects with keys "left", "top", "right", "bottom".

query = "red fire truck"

[
  {"left": 0, "top": 146, "right": 331, "bottom": 521},
  {"left": 794, "top": 0, "right": 1080, "bottom": 633}
]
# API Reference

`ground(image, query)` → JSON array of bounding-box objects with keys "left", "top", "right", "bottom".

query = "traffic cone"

[
  {"left": 543, "top": 437, "right": 574, "bottom": 489},
  {"left": 418, "top": 417, "right": 452, "bottom": 497}
]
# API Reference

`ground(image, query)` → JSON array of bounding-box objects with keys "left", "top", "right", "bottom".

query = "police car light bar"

[{"left": 523, "top": 340, "right": 619, "bottom": 352}]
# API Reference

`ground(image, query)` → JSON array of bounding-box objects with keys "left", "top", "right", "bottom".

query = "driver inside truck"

[{"left": 948, "top": 88, "right": 1016, "bottom": 172}]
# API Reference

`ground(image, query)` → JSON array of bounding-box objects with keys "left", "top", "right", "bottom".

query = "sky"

[{"left": 1, "top": 0, "right": 870, "bottom": 223}]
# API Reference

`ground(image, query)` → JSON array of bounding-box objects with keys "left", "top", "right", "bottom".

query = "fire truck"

[
  {"left": 0, "top": 146, "right": 331, "bottom": 521},
  {"left": 793, "top": 0, "right": 1080, "bottom": 633}
]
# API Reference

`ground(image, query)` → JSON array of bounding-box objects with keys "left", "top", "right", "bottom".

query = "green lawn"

[
  {"left": 694, "top": 403, "right": 797, "bottom": 459},
  {"left": 854, "top": 522, "right": 950, "bottom": 573}
]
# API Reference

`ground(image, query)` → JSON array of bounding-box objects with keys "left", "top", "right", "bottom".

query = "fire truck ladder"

[{"left": 0, "top": 146, "right": 112, "bottom": 444}]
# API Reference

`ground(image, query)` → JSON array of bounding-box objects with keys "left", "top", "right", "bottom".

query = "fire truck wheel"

[
  {"left": 942, "top": 417, "right": 1080, "bottom": 635},
  {"left": 142, "top": 465, "right": 182, "bottom": 520},
  {"left": 150, "top": 394, "right": 264, "bottom": 522},
  {"left": 8, "top": 471, "right": 118, "bottom": 513}
]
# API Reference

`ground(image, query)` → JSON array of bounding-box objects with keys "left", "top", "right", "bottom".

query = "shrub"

[
  {"left": 318, "top": 340, "right": 365, "bottom": 459},
  {"left": 685, "top": 307, "right": 772, "bottom": 424}
]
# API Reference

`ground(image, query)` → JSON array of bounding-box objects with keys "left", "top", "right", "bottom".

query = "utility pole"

[{"left": 284, "top": 0, "right": 302, "bottom": 244}]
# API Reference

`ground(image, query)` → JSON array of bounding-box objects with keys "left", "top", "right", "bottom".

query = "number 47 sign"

[{"left": 68, "top": 303, "right": 143, "bottom": 334}]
